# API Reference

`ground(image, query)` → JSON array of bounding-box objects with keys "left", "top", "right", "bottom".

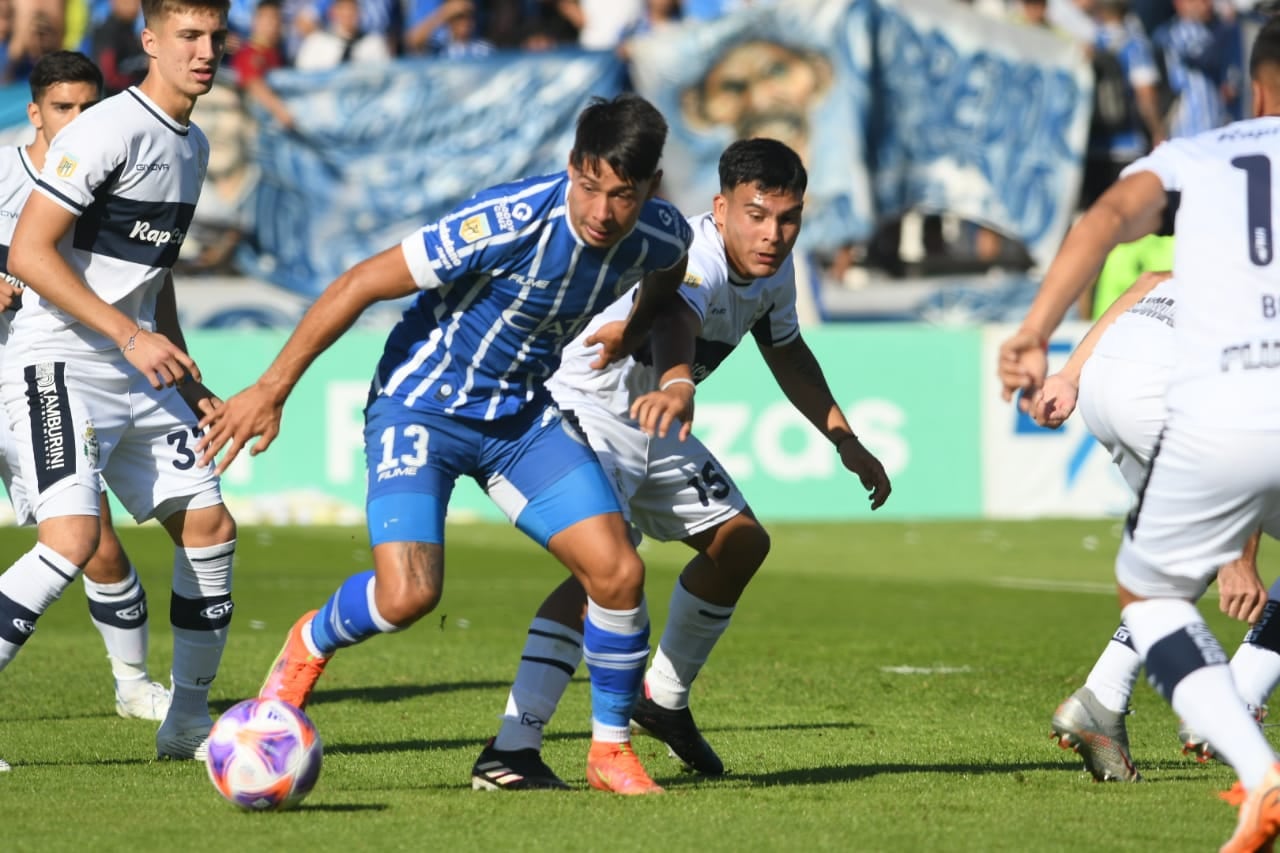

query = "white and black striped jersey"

[
  {"left": 11, "top": 86, "right": 208, "bottom": 364},
  {"left": 549, "top": 211, "right": 800, "bottom": 416},
  {"left": 0, "top": 145, "right": 39, "bottom": 357},
  {"left": 1123, "top": 117, "right": 1280, "bottom": 426}
]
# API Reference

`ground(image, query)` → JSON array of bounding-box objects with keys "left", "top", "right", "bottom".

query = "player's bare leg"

[
  {"left": 82, "top": 493, "right": 170, "bottom": 721},
  {"left": 155, "top": 502, "right": 236, "bottom": 760}
]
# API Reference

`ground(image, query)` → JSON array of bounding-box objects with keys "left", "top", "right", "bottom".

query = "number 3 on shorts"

[{"left": 376, "top": 424, "right": 430, "bottom": 473}]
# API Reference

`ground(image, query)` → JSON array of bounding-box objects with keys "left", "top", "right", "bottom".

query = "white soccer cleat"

[
  {"left": 115, "top": 680, "right": 172, "bottom": 721},
  {"left": 0, "top": 757, "right": 10, "bottom": 772},
  {"left": 156, "top": 714, "right": 212, "bottom": 761}
]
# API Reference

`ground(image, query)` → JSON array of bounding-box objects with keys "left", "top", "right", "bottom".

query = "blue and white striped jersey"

[
  {"left": 378, "top": 170, "right": 692, "bottom": 420},
  {"left": 13, "top": 87, "right": 208, "bottom": 365}
]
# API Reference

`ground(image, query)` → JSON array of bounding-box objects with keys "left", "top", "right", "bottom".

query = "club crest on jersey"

[
  {"left": 459, "top": 214, "right": 491, "bottom": 244},
  {"left": 56, "top": 155, "right": 78, "bottom": 178},
  {"left": 82, "top": 420, "right": 99, "bottom": 467}
]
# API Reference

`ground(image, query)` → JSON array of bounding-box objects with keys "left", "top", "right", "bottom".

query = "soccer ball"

[{"left": 205, "top": 698, "right": 323, "bottom": 811}]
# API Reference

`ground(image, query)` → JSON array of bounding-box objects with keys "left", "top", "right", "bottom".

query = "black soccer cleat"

[
  {"left": 470, "top": 739, "right": 571, "bottom": 791},
  {"left": 631, "top": 696, "right": 725, "bottom": 776}
]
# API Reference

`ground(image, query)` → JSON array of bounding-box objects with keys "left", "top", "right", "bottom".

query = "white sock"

[
  {"left": 1083, "top": 623, "right": 1142, "bottom": 714},
  {"left": 0, "top": 543, "right": 82, "bottom": 671},
  {"left": 1231, "top": 582, "right": 1280, "bottom": 709},
  {"left": 493, "top": 617, "right": 583, "bottom": 752},
  {"left": 83, "top": 566, "right": 150, "bottom": 682},
  {"left": 1125, "top": 598, "right": 1276, "bottom": 789},
  {"left": 168, "top": 541, "right": 235, "bottom": 720},
  {"left": 646, "top": 581, "right": 734, "bottom": 710}
]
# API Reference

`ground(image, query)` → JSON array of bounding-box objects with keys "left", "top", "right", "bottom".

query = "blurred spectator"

[
  {"left": 90, "top": 0, "right": 145, "bottom": 95},
  {"left": 297, "top": 0, "right": 399, "bottom": 55},
  {"left": 435, "top": 2, "right": 493, "bottom": 58},
  {"left": 1153, "top": 0, "right": 1240, "bottom": 136},
  {"left": 1015, "top": 0, "right": 1053, "bottom": 26},
  {"left": 6, "top": 0, "right": 64, "bottom": 81},
  {"left": 555, "top": 0, "right": 644, "bottom": 50},
  {"left": 294, "top": 0, "right": 392, "bottom": 70},
  {"left": 401, "top": 0, "right": 476, "bottom": 55},
  {"left": 232, "top": 0, "right": 294, "bottom": 130},
  {"left": 0, "top": 0, "right": 12, "bottom": 81},
  {"left": 1080, "top": 0, "right": 1165, "bottom": 209}
]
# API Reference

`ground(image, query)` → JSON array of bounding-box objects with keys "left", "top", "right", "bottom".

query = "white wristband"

[{"left": 660, "top": 377, "right": 696, "bottom": 393}]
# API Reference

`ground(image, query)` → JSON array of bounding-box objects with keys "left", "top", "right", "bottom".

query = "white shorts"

[
  {"left": 1078, "top": 355, "right": 1171, "bottom": 494},
  {"left": 560, "top": 399, "right": 748, "bottom": 543},
  {"left": 1, "top": 359, "right": 222, "bottom": 524},
  {"left": 0, "top": 409, "right": 33, "bottom": 525},
  {"left": 1117, "top": 418, "right": 1280, "bottom": 599}
]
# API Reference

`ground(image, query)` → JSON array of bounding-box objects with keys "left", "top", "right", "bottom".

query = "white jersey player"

[
  {"left": 471, "top": 138, "right": 892, "bottom": 793},
  {"left": 0, "top": 54, "right": 173, "bottom": 738},
  {"left": 998, "top": 18, "right": 1280, "bottom": 850},
  {"left": 0, "top": 0, "right": 236, "bottom": 764}
]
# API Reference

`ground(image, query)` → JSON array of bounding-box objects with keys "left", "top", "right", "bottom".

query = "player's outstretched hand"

[
  {"left": 839, "top": 436, "right": 891, "bottom": 510},
  {"left": 586, "top": 321, "right": 633, "bottom": 369},
  {"left": 1218, "top": 554, "right": 1268, "bottom": 624},
  {"left": 630, "top": 382, "right": 694, "bottom": 441},
  {"left": 1030, "top": 374, "right": 1078, "bottom": 429},
  {"left": 123, "top": 328, "right": 203, "bottom": 390},
  {"left": 997, "top": 328, "right": 1048, "bottom": 404},
  {"left": 196, "top": 383, "right": 284, "bottom": 476}
]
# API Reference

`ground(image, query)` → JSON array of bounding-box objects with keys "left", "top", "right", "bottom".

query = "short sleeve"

[
  {"left": 34, "top": 111, "right": 126, "bottom": 214},
  {"left": 399, "top": 193, "right": 524, "bottom": 291}
]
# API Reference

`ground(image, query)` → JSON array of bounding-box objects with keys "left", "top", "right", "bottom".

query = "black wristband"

[{"left": 834, "top": 434, "right": 859, "bottom": 452}]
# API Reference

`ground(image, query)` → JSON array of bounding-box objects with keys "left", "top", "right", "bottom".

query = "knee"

[
  {"left": 713, "top": 518, "right": 771, "bottom": 580},
  {"left": 82, "top": 527, "right": 130, "bottom": 584},
  {"left": 39, "top": 519, "right": 100, "bottom": 569},
  {"left": 374, "top": 545, "right": 443, "bottom": 627},
  {"left": 584, "top": 549, "right": 645, "bottom": 609}
]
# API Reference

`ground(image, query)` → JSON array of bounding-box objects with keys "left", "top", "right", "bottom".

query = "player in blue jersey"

[
  {"left": 470, "top": 138, "right": 892, "bottom": 792},
  {"left": 196, "top": 93, "right": 698, "bottom": 795}
]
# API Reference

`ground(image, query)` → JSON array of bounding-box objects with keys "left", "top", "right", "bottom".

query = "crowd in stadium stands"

[{"left": 0, "top": 0, "right": 1258, "bottom": 289}]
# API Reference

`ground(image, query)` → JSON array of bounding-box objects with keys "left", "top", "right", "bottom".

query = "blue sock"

[
  {"left": 309, "top": 570, "right": 398, "bottom": 655},
  {"left": 583, "top": 600, "right": 650, "bottom": 742}
]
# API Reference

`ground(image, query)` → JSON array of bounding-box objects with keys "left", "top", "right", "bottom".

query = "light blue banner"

[
  {"left": 626, "top": 0, "right": 1092, "bottom": 267},
  {"left": 238, "top": 50, "right": 628, "bottom": 296}
]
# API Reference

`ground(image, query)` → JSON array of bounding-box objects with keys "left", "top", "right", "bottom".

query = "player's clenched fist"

[{"left": 997, "top": 328, "right": 1048, "bottom": 403}]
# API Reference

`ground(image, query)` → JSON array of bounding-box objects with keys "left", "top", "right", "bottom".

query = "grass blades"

[{"left": 0, "top": 520, "right": 1257, "bottom": 851}]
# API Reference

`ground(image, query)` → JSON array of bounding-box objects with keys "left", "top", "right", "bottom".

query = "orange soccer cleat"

[
  {"left": 1221, "top": 764, "right": 1280, "bottom": 853},
  {"left": 259, "top": 610, "right": 330, "bottom": 710},
  {"left": 586, "top": 740, "right": 664, "bottom": 795}
]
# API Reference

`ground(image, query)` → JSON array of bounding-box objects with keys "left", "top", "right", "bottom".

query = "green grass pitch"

[{"left": 0, "top": 519, "right": 1262, "bottom": 851}]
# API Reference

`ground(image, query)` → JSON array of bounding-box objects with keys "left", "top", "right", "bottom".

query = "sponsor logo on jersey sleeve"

[
  {"left": 459, "top": 214, "right": 492, "bottom": 244},
  {"left": 683, "top": 272, "right": 702, "bottom": 287},
  {"left": 55, "top": 155, "right": 78, "bottom": 178}
]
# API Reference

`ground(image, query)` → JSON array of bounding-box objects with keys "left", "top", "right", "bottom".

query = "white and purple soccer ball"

[{"left": 205, "top": 698, "right": 323, "bottom": 811}]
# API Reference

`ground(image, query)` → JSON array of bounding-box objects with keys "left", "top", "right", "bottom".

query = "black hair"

[
  {"left": 569, "top": 93, "right": 668, "bottom": 184},
  {"left": 718, "top": 137, "right": 807, "bottom": 197},
  {"left": 29, "top": 51, "right": 103, "bottom": 102},
  {"left": 1252, "top": 15, "right": 1280, "bottom": 79}
]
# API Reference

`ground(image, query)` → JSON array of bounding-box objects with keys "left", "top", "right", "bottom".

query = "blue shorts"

[{"left": 363, "top": 394, "right": 621, "bottom": 548}]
